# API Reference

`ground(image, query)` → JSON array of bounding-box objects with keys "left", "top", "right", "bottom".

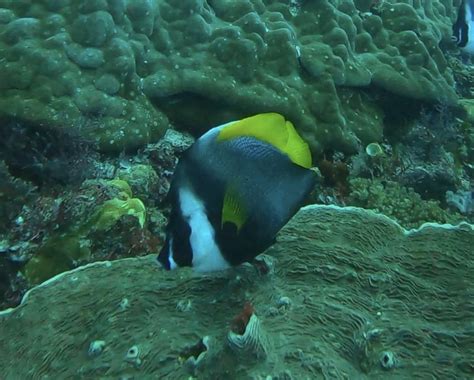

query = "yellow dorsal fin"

[
  {"left": 217, "top": 113, "right": 312, "bottom": 168},
  {"left": 221, "top": 187, "right": 247, "bottom": 232}
]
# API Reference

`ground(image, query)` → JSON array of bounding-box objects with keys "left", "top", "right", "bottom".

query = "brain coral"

[
  {"left": 0, "top": 0, "right": 462, "bottom": 153},
  {"left": 0, "top": 205, "right": 472, "bottom": 379}
]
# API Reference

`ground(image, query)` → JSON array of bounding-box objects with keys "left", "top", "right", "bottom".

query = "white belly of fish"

[{"left": 179, "top": 187, "right": 231, "bottom": 272}]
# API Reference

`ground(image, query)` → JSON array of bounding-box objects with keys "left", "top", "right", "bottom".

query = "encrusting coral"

[{"left": 0, "top": 205, "right": 472, "bottom": 379}]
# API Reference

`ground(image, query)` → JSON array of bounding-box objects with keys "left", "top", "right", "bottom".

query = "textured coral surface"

[
  {"left": 0, "top": 205, "right": 472, "bottom": 379},
  {"left": 0, "top": 0, "right": 462, "bottom": 153}
]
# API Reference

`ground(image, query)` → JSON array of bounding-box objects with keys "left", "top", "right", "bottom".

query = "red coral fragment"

[{"left": 231, "top": 302, "right": 255, "bottom": 335}]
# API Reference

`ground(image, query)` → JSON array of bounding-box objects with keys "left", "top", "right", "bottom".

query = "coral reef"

[
  {"left": 0, "top": 160, "right": 36, "bottom": 231},
  {"left": 446, "top": 189, "right": 474, "bottom": 216},
  {"left": 0, "top": 205, "right": 472, "bottom": 379},
  {"left": 312, "top": 100, "right": 474, "bottom": 228},
  {"left": 0, "top": 1, "right": 472, "bottom": 376},
  {"left": 394, "top": 105, "right": 465, "bottom": 199},
  {"left": 348, "top": 177, "right": 463, "bottom": 228},
  {"left": 0, "top": 129, "right": 192, "bottom": 309},
  {"left": 0, "top": 0, "right": 462, "bottom": 153},
  {"left": 0, "top": 118, "right": 98, "bottom": 187},
  {"left": 142, "top": 128, "right": 194, "bottom": 204},
  {"left": 20, "top": 178, "right": 150, "bottom": 286},
  {"left": 448, "top": 56, "right": 474, "bottom": 98}
]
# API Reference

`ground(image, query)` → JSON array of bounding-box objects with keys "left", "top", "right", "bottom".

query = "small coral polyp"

[
  {"left": 228, "top": 312, "right": 269, "bottom": 360},
  {"left": 231, "top": 301, "right": 255, "bottom": 335}
]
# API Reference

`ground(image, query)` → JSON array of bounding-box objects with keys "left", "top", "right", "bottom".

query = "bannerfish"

[
  {"left": 157, "top": 113, "right": 316, "bottom": 272},
  {"left": 453, "top": 0, "right": 474, "bottom": 54}
]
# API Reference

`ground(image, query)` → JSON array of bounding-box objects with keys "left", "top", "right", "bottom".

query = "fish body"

[
  {"left": 157, "top": 113, "right": 316, "bottom": 272},
  {"left": 453, "top": 0, "right": 474, "bottom": 54}
]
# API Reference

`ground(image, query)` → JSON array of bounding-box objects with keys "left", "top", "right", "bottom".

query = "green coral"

[
  {"left": 142, "top": 0, "right": 460, "bottom": 153},
  {"left": 90, "top": 197, "right": 146, "bottom": 231},
  {"left": 2, "top": 206, "right": 473, "bottom": 378},
  {"left": 0, "top": 160, "right": 36, "bottom": 230},
  {"left": 117, "top": 164, "right": 160, "bottom": 205},
  {"left": 348, "top": 178, "right": 463, "bottom": 228},
  {"left": 23, "top": 235, "right": 91, "bottom": 286},
  {"left": 0, "top": 0, "right": 462, "bottom": 154},
  {"left": 0, "top": 0, "right": 167, "bottom": 152}
]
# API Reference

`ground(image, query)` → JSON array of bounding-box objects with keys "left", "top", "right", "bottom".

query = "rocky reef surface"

[{"left": 0, "top": 205, "right": 472, "bottom": 379}]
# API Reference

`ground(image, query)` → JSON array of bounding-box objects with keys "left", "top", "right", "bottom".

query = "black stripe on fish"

[{"left": 453, "top": 1, "right": 469, "bottom": 48}]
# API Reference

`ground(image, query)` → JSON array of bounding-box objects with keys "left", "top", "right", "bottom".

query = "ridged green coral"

[{"left": 1, "top": 205, "right": 472, "bottom": 378}]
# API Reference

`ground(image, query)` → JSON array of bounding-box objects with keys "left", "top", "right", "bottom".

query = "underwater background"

[{"left": 0, "top": 0, "right": 473, "bottom": 379}]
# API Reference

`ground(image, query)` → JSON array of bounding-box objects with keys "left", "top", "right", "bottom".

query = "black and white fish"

[
  {"left": 453, "top": 0, "right": 474, "bottom": 54},
  {"left": 157, "top": 113, "right": 316, "bottom": 272}
]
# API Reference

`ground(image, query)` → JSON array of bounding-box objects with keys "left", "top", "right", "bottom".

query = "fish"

[
  {"left": 453, "top": 0, "right": 474, "bottom": 54},
  {"left": 157, "top": 113, "right": 316, "bottom": 272}
]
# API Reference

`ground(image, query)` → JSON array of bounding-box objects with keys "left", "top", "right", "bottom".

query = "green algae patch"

[
  {"left": 2, "top": 205, "right": 472, "bottom": 379},
  {"left": 23, "top": 235, "right": 91, "bottom": 286}
]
